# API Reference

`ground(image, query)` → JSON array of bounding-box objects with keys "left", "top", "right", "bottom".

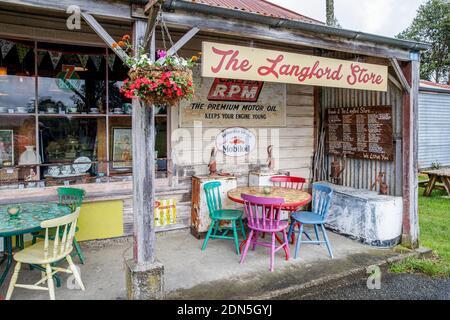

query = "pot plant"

[{"left": 114, "top": 35, "right": 199, "bottom": 106}]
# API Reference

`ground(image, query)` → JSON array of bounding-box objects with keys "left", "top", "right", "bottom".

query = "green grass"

[{"left": 389, "top": 174, "right": 450, "bottom": 277}]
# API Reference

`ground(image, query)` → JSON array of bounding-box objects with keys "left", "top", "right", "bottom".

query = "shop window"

[
  {"left": 0, "top": 38, "right": 170, "bottom": 189},
  {"left": 0, "top": 39, "right": 35, "bottom": 114}
]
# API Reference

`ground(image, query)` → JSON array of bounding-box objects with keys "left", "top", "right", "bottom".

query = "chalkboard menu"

[{"left": 326, "top": 106, "right": 393, "bottom": 161}]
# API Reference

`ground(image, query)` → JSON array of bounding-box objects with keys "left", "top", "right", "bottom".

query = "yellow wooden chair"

[{"left": 6, "top": 208, "right": 85, "bottom": 300}]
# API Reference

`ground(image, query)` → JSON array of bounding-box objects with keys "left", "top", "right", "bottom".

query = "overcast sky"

[{"left": 269, "top": 0, "right": 428, "bottom": 37}]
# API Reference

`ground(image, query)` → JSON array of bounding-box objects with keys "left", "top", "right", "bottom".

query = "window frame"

[{"left": 0, "top": 35, "right": 172, "bottom": 187}]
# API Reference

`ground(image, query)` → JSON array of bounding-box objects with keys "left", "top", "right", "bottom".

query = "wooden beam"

[
  {"left": 388, "top": 74, "right": 403, "bottom": 91},
  {"left": 156, "top": 27, "right": 200, "bottom": 64},
  {"left": 144, "top": 0, "right": 161, "bottom": 15},
  {"left": 132, "top": 19, "right": 156, "bottom": 265},
  {"left": 401, "top": 59, "right": 420, "bottom": 249},
  {"left": 0, "top": 0, "right": 132, "bottom": 22},
  {"left": 390, "top": 58, "right": 411, "bottom": 94},
  {"left": 156, "top": 11, "right": 413, "bottom": 61},
  {"left": 81, "top": 12, "right": 130, "bottom": 65}
]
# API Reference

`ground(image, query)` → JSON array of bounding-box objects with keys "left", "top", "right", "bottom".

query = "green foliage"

[
  {"left": 389, "top": 174, "right": 450, "bottom": 277},
  {"left": 397, "top": 0, "right": 450, "bottom": 84}
]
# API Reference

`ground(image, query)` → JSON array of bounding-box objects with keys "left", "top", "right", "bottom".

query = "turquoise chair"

[
  {"left": 288, "top": 184, "right": 334, "bottom": 259},
  {"left": 202, "top": 181, "right": 246, "bottom": 254}
]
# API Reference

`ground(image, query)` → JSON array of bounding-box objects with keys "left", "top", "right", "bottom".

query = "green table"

[{"left": 0, "top": 202, "right": 71, "bottom": 288}]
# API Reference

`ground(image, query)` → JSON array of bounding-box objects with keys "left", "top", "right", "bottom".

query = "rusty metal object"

[
  {"left": 330, "top": 155, "right": 346, "bottom": 185},
  {"left": 267, "top": 145, "right": 274, "bottom": 171},
  {"left": 371, "top": 171, "right": 389, "bottom": 195},
  {"left": 208, "top": 147, "right": 217, "bottom": 176}
]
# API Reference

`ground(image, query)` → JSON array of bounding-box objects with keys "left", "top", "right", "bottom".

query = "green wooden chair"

[
  {"left": 201, "top": 181, "right": 246, "bottom": 255},
  {"left": 32, "top": 187, "right": 86, "bottom": 264}
]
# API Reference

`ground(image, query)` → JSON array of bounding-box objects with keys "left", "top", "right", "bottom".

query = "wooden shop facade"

[{"left": 0, "top": 0, "right": 428, "bottom": 248}]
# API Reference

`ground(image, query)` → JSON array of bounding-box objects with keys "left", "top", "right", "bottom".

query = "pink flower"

[{"left": 157, "top": 50, "right": 167, "bottom": 59}]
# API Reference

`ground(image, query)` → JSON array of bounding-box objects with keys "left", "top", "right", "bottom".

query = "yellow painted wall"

[{"left": 76, "top": 200, "right": 124, "bottom": 241}]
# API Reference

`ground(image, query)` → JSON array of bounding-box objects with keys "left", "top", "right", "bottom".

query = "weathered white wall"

[{"left": 171, "top": 83, "right": 315, "bottom": 187}]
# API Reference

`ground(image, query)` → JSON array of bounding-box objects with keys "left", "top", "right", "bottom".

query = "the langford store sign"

[
  {"left": 202, "top": 42, "right": 388, "bottom": 92},
  {"left": 216, "top": 127, "right": 256, "bottom": 157}
]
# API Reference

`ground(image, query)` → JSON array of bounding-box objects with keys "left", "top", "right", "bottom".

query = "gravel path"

[{"left": 301, "top": 272, "right": 450, "bottom": 300}]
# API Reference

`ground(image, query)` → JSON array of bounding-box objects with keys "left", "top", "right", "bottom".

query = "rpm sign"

[{"left": 215, "top": 127, "right": 256, "bottom": 157}]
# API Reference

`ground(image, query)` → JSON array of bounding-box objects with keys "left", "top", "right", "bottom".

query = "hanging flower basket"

[
  {"left": 115, "top": 31, "right": 200, "bottom": 106},
  {"left": 124, "top": 63, "right": 194, "bottom": 106}
]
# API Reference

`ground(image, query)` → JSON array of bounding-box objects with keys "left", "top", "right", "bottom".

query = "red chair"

[
  {"left": 270, "top": 176, "right": 307, "bottom": 244},
  {"left": 271, "top": 176, "right": 306, "bottom": 190}
]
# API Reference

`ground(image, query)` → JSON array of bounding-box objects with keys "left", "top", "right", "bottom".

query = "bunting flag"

[
  {"left": 16, "top": 44, "right": 31, "bottom": 63},
  {"left": 37, "top": 51, "right": 47, "bottom": 67},
  {"left": 107, "top": 54, "right": 116, "bottom": 71},
  {"left": 49, "top": 51, "right": 62, "bottom": 69},
  {"left": 90, "top": 55, "right": 103, "bottom": 71},
  {"left": 0, "top": 39, "right": 14, "bottom": 59},
  {"left": 77, "top": 54, "right": 89, "bottom": 68}
]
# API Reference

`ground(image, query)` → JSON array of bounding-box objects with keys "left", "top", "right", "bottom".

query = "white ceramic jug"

[{"left": 19, "top": 145, "right": 40, "bottom": 165}]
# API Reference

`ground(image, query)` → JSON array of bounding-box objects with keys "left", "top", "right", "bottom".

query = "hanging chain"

[{"left": 156, "top": 3, "right": 178, "bottom": 58}]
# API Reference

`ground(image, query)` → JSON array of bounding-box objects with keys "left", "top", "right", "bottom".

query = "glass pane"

[
  {"left": 0, "top": 38, "right": 35, "bottom": 114},
  {"left": 39, "top": 117, "right": 107, "bottom": 185},
  {"left": 108, "top": 52, "right": 131, "bottom": 115},
  {"left": 109, "top": 117, "right": 132, "bottom": 174},
  {"left": 155, "top": 116, "right": 167, "bottom": 178},
  {"left": 37, "top": 43, "right": 106, "bottom": 115},
  {"left": 0, "top": 116, "right": 38, "bottom": 187}
]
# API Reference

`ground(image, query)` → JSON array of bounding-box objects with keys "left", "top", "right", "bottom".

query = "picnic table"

[{"left": 420, "top": 168, "right": 450, "bottom": 197}]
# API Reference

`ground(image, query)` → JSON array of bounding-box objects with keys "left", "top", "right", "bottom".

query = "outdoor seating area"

[{"left": 0, "top": 227, "right": 402, "bottom": 300}]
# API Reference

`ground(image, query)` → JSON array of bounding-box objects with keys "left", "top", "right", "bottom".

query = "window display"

[{"left": 0, "top": 38, "right": 169, "bottom": 188}]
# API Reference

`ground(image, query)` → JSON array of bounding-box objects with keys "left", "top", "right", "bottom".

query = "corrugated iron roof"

[
  {"left": 420, "top": 80, "right": 450, "bottom": 92},
  {"left": 187, "top": 0, "right": 324, "bottom": 24}
]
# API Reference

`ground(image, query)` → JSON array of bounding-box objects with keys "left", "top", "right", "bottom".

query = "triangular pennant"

[
  {"left": 90, "top": 55, "right": 103, "bottom": 71},
  {"left": 37, "top": 51, "right": 47, "bottom": 67},
  {"left": 16, "top": 44, "right": 31, "bottom": 63},
  {"left": 77, "top": 54, "right": 89, "bottom": 68},
  {"left": 0, "top": 39, "right": 14, "bottom": 59},
  {"left": 49, "top": 51, "right": 62, "bottom": 69},
  {"left": 107, "top": 54, "right": 116, "bottom": 71}
]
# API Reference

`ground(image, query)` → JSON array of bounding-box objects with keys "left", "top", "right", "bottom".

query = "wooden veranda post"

[
  {"left": 401, "top": 57, "right": 420, "bottom": 248},
  {"left": 125, "top": 17, "right": 164, "bottom": 300},
  {"left": 132, "top": 19, "right": 156, "bottom": 264}
]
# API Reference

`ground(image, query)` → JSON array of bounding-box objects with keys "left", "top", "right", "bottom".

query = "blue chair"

[
  {"left": 288, "top": 184, "right": 334, "bottom": 259},
  {"left": 202, "top": 181, "right": 246, "bottom": 255}
]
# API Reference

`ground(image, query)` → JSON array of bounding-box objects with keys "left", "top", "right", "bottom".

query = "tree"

[
  {"left": 397, "top": 0, "right": 450, "bottom": 84},
  {"left": 326, "top": 0, "right": 341, "bottom": 27}
]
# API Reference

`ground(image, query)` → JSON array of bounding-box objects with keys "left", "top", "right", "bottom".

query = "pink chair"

[{"left": 239, "top": 194, "right": 290, "bottom": 272}]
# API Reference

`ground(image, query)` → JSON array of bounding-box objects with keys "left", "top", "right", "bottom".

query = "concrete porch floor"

[{"left": 0, "top": 229, "right": 405, "bottom": 300}]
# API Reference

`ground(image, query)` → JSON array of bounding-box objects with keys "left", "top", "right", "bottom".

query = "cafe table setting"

[
  {"left": 227, "top": 185, "right": 312, "bottom": 261},
  {"left": 0, "top": 202, "right": 71, "bottom": 288}
]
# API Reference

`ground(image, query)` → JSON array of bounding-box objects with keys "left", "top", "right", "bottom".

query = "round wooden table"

[
  {"left": 227, "top": 186, "right": 312, "bottom": 259},
  {"left": 227, "top": 186, "right": 311, "bottom": 208}
]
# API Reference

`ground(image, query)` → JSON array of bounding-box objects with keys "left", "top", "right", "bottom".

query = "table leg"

[
  {"left": 423, "top": 174, "right": 437, "bottom": 196},
  {"left": 0, "top": 237, "right": 13, "bottom": 288},
  {"left": 0, "top": 238, "right": 7, "bottom": 265},
  {"left": 442, "top": 177, "right": 450, "bottom": 197}
]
